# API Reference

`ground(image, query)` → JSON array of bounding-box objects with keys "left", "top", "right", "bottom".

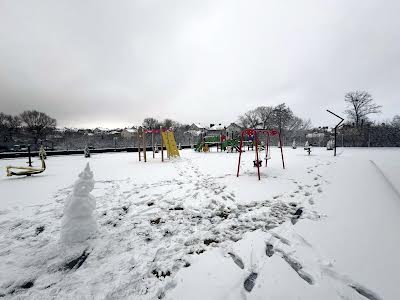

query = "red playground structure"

[{"left": 236, "top": 128, "right": 285, "bottom": 180}]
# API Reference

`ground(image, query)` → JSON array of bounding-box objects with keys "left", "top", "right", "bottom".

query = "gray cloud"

[{"left": 0, "top": 0, "right": 399, "bottom": 128}]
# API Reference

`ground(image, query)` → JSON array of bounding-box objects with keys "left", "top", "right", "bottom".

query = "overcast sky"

[{"left": 0, "top": 0, "right": 399, "bottom": 129}]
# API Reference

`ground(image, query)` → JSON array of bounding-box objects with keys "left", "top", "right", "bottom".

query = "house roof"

[
  {"left": 191, "top": 123, "right": 207, "bottom": 129},
  {"left": 208, "top": 123, "right": 225, "bottom": 130}
]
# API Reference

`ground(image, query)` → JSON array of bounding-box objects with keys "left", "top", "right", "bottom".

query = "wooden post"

[
  {"left": 27, "top": 145, "right": 32, "bottom": 167},
  {"left": 160, "top": 126, "right": 164, "bottom": 162},
  {"left": 143, "top": 130, "right": 147, "bottom": 162},
  {"left": 166, "top": 130, "right": 170, "bottom": 159},
  {"left": 152, "top": 131, "right": 155, "bottom": 158},
  {"left": 138, "top": 128, "right": 142, "bottom": 161}
]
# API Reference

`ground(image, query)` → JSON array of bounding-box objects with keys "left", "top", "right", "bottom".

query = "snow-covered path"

[{"left": 0, "top": 148, "right": 399, "bottom": 299}]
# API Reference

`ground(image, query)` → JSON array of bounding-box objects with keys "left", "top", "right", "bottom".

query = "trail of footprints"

[
  {"left": 228, "top": 231, "right": 382, "bottom": 300},
  {"left": 0, "top": 157, "right": 330, "bottom": 298}
]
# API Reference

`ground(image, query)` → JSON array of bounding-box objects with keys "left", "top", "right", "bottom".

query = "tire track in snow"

[{"left": 370, "top": 160, "right": 400, "bottom": 200}]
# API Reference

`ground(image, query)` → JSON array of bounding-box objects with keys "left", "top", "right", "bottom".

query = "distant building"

[
  {"left": 207, "top": 123, "right": 226, "bottom": 136},
  {"left": 190, "top": 122, "right": 242, "bottom": 138},
  {"left": 189, "top": 123, "right": 207, "bottom": 131},
  {"left": 226, "top": 123, "right": 242, "bottom": 138},
  {"left": 121, "top": 128, "right": 136, "bottom": 139}
]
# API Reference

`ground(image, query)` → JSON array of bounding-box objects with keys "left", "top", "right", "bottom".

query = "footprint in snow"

[
  {"left": 244, "top": 272, "right": 258, "bottom": 292},
  {"left": 265, "top": 243, "right": 274, "bottom": 257},
  {"left": 228, "top": 252, "right": 244, "bottom": 269}
]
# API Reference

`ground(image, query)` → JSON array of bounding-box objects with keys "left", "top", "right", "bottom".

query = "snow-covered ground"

[{"left": 0, "top": 147, "right": 399, "bottom": 299}]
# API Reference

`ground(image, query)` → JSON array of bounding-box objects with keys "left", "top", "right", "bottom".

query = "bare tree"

[
  {"left": 4, "top": 115, "right": 22, "bottom": 140},
  {"left": 344, "top": 91, "right": 381, "bottom": 127},
  {"left": 0, "top": 113, "right": 7, "bottom": 142},
  {"left": 391, "top": 115, "right": 400, "bottom": 128},
  {"left": 254, "top": 106, "right": 274, "bottom": 129},
  {"left": 272, "top": 103, "right": 294, "bottom": 135},
  {"left": 238, "top": 109, "right": 260, "bottom": 128},
  {"left": 20, "top": 110, "right": 57, "bottom": 144},
  {"left": 163, "top": 118, "right": 180, "bottom": 129},
  {"left": 142, "top": 117, "right": 160, "bottom": 129},
  {"left": 287, "top": 116, "right": 311, "bottom": 132},
  {"left": 0, "top": 113, "right": 6, "bottom": 130},
  {"left": 0, "top": 113, "right": 22, "bottom": 142}
]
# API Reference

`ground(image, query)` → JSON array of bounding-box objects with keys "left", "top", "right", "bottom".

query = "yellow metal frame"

[{"left": 6, "top": 154, "right": 46, "bottom": 176}]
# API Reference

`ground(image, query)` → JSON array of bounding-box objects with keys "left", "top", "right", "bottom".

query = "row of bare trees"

[
  {"left": 0, "top": 91, "right": 398, "bottom": 151},
  {"left": 237, "top": 103, "right": 312, "bottom": 143},
  {"left": 141, "top": 118, "right": 181, "bottom": 130},
  {"left": 0, "top": 110, "right": 56, "bottom": 146}
]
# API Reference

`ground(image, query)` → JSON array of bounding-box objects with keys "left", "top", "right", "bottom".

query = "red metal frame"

[
  {"left": 236, "top": 128, "right": 285, "bottom": 180},
  {"left": 144, "top": 128, "right": 174, "bottom": 134}
]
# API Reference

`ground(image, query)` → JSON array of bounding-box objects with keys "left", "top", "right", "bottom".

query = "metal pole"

[
  {"left": 334, "top": 127, "right": 337, "bottom": 157},
  {"left": 143, "top": 131, "right": 147, "bottom": 162},
  {"left": 279, "top": 132, "right": 285, "bottom": 169},
  {"left": 265, "top": 133, "right": 269, "bottom": 168},
  {"left": 326, "top": 109, "right": 344, "bottom": 157},
  {"left": 27, "top": 145, "right": 32, "bottom": 167},
  {"left": 236, "top": 131, "right": 244, "bottom": 177},
  {"left": 160, "top": 126, "right": 164, "bottom": 162},
  {"left": 255, "top": 131, "right": 261, "bottom": 180}
]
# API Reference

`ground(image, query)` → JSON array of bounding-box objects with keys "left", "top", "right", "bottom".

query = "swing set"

[
  {"left": 137, "top": 127, "right": 180, "bottom": 162},
  {"left": 236, "top": 129, "right": 285, "bottom": 180}
]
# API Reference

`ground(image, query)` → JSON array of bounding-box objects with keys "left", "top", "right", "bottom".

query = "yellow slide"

[{"left": 161, "top": 131, "right": 180, "bottom": 158}]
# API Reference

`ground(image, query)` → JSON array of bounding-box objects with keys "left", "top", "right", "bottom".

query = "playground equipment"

[
  {"left": 6, "top": 151, "right": 46, "bottom": 177},
  {"left": 84, "top": 146, "right": 91, "bottom": 158},
  {"left": 196, "top": 134, "right": 241, "bottom": 153},
  {"left": 237, "top": 129, "right": 285, "bottom": 181},
  {"left": 39, "top": 145, "right": 47, "bottom": 159},
  {"left": 326, "top": 140, "right": 334, "bottom": 150},
  {"left": 304, "top": 141, "right": 311, "bottom": 155},
  {"left": 222, "top": 139, "right": 241, "bottom": 152},
  {"left": 137, "top": 127, "right": 180, "bottom": 162},
  {"left": 196, "top": 135, "right": 221, "bottom": 152}
]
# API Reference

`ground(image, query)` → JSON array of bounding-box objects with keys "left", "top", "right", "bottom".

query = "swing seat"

[{"left": 253, "top": 160, "right": 262, "bottom": 167}]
